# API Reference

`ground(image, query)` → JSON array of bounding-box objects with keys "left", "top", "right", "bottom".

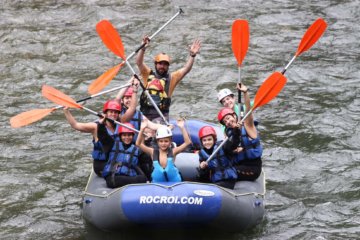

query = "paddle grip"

[
  {"left": 137, "top": 76, "right": 146, "bottom": 90},
  {"left": 238, "top": 89, "right": 242, "bottom": 104},
  {"left": 134, "top": 43, "right": 146, "bottom": 54},
  {"left": 132, "top": 73, "right": 147, "bottom": 91},
  {"left": 76, "top": 96, "right": 91, "bottom": 103}
]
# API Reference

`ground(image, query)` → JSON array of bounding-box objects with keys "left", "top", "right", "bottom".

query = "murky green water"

[{"left": 1, "top": 0, "right": 359, "bottom": 239}]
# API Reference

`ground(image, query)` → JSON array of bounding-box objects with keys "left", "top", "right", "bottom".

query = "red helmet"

[
  {"left": 118, "top": 123, "right": 135, "bottom": 134},
  {"left": 123, "top": 87, "right": 133, "bottom": 97},
  {"left": 217, "top": 107, "right": 235, "bottom": 123},
  {"left": 103, "top": 100, "right": 121, "bottom": 113},
  {"left": 198, "top": 126, "right": 217, "bottom": 140}
]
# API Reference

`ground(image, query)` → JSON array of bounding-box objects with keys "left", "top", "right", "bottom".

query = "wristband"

[{"left": 190, "top": 53, "right": 196, "bottom": 57}]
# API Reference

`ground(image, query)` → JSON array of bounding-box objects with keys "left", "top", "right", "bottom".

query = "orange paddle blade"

[
  {"left": 96, "top": 20, "right": 126, "bottom": 60},
  {"left": 231, "top": 19, "right": 249, "bottom": 66},
  {"left": 10, "top": 108, "right": 56, "bottom": 128},
  {"left": 253, "top": 72, "right": 287, "bottom": 109},
  {"left": 296, "top": 18, "right": 327, "bottom": 56},
  {"left": 88, "top": 63, "right": 123, "bottom": 94},
  {"left": 42, "top": 85, "right": 82, "bottom": 109}
]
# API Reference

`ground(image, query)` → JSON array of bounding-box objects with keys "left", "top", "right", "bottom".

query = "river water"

[{"left": 1, "top": 0, "right": 359, "bottom": 239}]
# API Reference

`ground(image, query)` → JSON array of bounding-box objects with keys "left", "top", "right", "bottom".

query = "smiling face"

[
  {"left": 120, "top": 133, "right": 134, "bottom": 145},
  {"left": 201, "top": 135, "right": 215, "bottom": 150},
  {"left": 157, "top": 137, "right": 171, "bottom": 151},
  {"left": 220, "top": 95, "right": 235, "bottom": 109},
  {"left": 105, "top": 110, "right": 120, "bottom": 120},
  {"left": 122, "top": 96, "right": 132, "bottom": 108},
  {"left": 155, "top": 61, "right": 169, "bottom": 75},
  {"left": 222, "top": 114, "right": 237, "bottom": 128}
]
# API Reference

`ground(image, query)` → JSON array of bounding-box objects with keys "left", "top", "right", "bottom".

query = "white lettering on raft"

[{"left": 139, "top": 196, "right": 203, "bottom": 205}]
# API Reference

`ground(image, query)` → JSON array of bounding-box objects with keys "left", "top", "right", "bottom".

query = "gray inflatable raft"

[
  {"left": 83, "top": 119, "right": 265, "bottom": 232},
  {"left": 82, "top": 152, "right": 266, "bottom": 232}
]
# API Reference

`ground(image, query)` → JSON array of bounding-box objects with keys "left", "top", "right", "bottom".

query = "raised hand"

[
  {"left": 236, "top": 83, "right": 248, "bottom": 93},
  {"left": 189, "top": 39, "right": 201, "bottom": 56},
  {"left": 140, "top": 118, "right": 148, "bottom": 130},
  {"left": 142, "top": 35, "right": 151, "bottom": 48},
  {"left": 176, "top": 118, "right": 185, "bottom": 128},
  {"left": 131, "top": 76, "right": 140, "bottom": 91}
]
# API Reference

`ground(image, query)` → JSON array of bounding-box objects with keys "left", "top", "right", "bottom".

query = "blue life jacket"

[
  {"left": 151, "top": 147, "right": 181, "bottom": 183},
  {"left": 120, "top": 107, "right": 142, "bottom": 143},
  {"left": 102, "top": 141, "right": 139, "bottom": 178},
  {"left": 92, "top": 122, "right": 120, "bottom": 161},
  {"left": 234, "top": 126, "right": 263, "bottom": 164},
  {"left": 199, "top": 143, "right": 238, "bottom": 182}
]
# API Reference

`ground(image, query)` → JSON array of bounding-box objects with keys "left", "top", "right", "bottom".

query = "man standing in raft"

[{"left": 136, "top": 36, "right": 201, "bottom": 122}]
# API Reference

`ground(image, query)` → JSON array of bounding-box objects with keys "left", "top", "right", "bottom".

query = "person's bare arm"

[
  {"left": 175, "top": 39, "right": 201, "bottom": 80},
  {"left": 173, "top": 119, "right": 191, "bottom": 157},
  {"left": 168, "top": 39, "right": 201, "bottom": 97},
  {"left": 144, "top": 115, "right": 163, "bottom": 130},
  {"left": 237, "top": 83, "right": 257, "bottom": 139},
  {"left": 115, "top": 78, "right": 133, "bottom": 102},
  {"left": 120, "top": 77, "right": 139, "bottom": 123},
  {"left": 136, "top": 35, "right": 151, "bottom": 82},
  {"left": 63, "top": 108, "right": 97, "bottom": 134},
  {"left": 136, "top": 120, "right": 154, "bottom": 157}
]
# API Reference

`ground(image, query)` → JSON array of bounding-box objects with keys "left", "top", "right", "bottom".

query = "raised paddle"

[
  {"left": 10, "top": 83, "right": 131, "bottom": 128},
  {"left": 88, "top": 63, "right": 125, "bottom": 95},
  {"left": 206, "top": 72, "right": 287, "bottom": 163},
  {"left": 41, "top": 85, "right": 140, "bottom": 133},
  {"left": 281, "top": 18, "right": 327, "bottom": 74},
  {"left": 88, "top": 8, "right": 184, "bottom": 94},
  {"left": 126, "top": 61, "right": 171, "bottom": 126},
  {"left": 97, "top": 23, "right": 170, "bottom": 126},
  {"left": 231, "top": 19, "right": 249, "bottom": 118}
]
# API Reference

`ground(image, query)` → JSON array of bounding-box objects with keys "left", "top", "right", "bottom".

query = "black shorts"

[
  {"left": 93, "top": 160, "right": 107, "bottom": 177},
  {"left": 234, "top": 159, "right": 262, "bottom": 181}
]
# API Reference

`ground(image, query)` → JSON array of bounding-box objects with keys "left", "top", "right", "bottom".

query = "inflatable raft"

[{"left": 82, "top": 119, "right": 266, "bottom": 232}]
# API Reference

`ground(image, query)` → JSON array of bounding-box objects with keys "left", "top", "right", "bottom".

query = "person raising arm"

[{"left": 136, "top": 118, "right": 191, "bottom": 183}]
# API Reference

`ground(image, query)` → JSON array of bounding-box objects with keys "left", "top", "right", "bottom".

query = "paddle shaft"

[
  {"left": 282, "top": 18, "right": 327, "bottom": 75},
  {"left": 124, "top": 60, "right": 170, "bottom": 126},
  {"left": 206, "top": 71, "right": 284, "bottom": 163},
  {"left": 53, "top": 83, "right": 131, "bottom": 110},
  {"left": 205, "top": 110, "right": 251, "bottom": 163},
  {"left": 133, "top": 8, "right": 183, "bottom": 54},
  {"left": 81, "top": 106, "right": 140, "bottom": 133},
  {"left": 121, "top": 8, "right": 183, "bottom": 65},
  {"left": 281, "top": 55, "right": 296, "bottom": 75},
  {"left": 238, "top": 67, "right": 244, "bottom": 118},
  {"left": 238, "top": 66, "right": 242, "bottom": 89}
]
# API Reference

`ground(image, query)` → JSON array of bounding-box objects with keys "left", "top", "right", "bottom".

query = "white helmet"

[
  {"left": 156, "top": 126, "right": 172, "bottom": 139},
  {"left": 217, "top": 88, "right": 234, "bottom": 102}
]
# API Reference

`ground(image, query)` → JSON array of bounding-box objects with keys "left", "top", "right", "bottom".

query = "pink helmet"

[
  {"left": 118, "top": 123, "right": 135, "bottom": 134},
  {"left": 123, "top": 87, "right": 133, "bottom": 97},
  {"left": 103, "top": 100, "right": 121, "bottom": 113},
  {"left": 198, "top": 126, "right": 217, "bottom": 140},
  {"left": 217, "top": 107, "right": 235, "bottom": 123}
]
